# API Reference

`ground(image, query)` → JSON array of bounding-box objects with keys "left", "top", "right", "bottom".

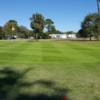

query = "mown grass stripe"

[
  {"left": 10, "top": 41, "right": 42, "bottom": 64},
  {"left": 0, "top": 41, "right": 27, "bottom": 64},
  {"left": 41, "top": 41, "right": 64, "bottom": 64}
]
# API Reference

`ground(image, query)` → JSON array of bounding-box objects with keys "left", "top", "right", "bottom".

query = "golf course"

[{"left": 0, "top": 40, "right": 100, "bottom": 100}]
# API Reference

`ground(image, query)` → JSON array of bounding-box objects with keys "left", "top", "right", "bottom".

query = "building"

[{"left": 50, "top": 34, "right": 77, "bottom": 39}]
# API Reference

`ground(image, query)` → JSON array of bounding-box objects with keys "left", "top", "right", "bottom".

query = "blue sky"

[{"left": 0, "top": 0, "right": 97, "bottom": 32}]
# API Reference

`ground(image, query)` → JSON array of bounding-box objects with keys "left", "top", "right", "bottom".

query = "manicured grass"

[{"left": 0, "top": 40, "right": 100, "bottom": 100}]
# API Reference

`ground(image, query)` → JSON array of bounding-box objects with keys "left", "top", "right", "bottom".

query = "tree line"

[
  {"left": 0, "top": 12, "right": 100, "bottom": 40},
  {"left": 77, "top": 13, "right": 100, "bottom": 40},
  {"left": 0, "top": 13, "right": 57, "bottom": 39}
]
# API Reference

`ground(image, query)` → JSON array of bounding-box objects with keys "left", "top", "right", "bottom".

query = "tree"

[
  {"left": 77, "top": 29, "right": 88, "bottom": 38},
  {"left": 49, "top": 25, "right": 56, "bottom": 34},
  {"left": 18, "top": 26, "right": 31, "bottom": 38},
  {"left": 3, "top": 20, "right": 18, "bottom": 38},
  {"left": 81, "top": 13, "right": 100, "bottom": 40},
  {"left": 66, "top": 31, "right": 75, "bottom": 35},
  {"left": 93, "top": 14, "right": 100, "bottom": 40},
  {"left": 45, "top": 19, "right": 57, "bottom": 35},
  {"left": 54, "top": 30, "right": 62, "bottom": 34},
  {"left": 30, "top": 13, "right": 45, "bottom": 39},
  {"left": 0, "top": 26, "right": 2, "bottom": 33},
  {"left": 45, "top": 19, "right": 54, "bottom": 33},
  {"left": 0, "top": 26, "right": 3, "bottom": 39}
]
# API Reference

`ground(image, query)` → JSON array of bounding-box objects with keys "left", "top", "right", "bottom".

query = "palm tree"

[
  {"left": 30, "top": 13, "right": 45, "bottom": 39},
  {"left": 97, "top": 0, "right": 100, "bottom": 13}
]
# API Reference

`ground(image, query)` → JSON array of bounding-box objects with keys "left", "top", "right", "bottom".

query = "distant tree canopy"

[
  {"left": 18, "top": 26, "right": 32, "bottom": 38},
  {"left": 30, "top": 13, "right": 45, "bottom": 39},
  {"left": 0, "top": 13, "right": 57, "bottom": 40},
  {"left": 3, "top": 20, "right": 18, "bottom": 36},
  {"left": 30, "top": 13, "right": 56, "bottom": 39},
  {"left": 78, "top": 13, "right": 100, "bottom": 40},
  {"left": 0, "top": 26, "right": 2, "bottom": 33},
  {"left": 77, "top": 29, "right": 88, "bottom": 38},
  {"left": 45, "top": 19, "right": 54, "bottom": 32},
  {"left": 0, "top": 20, "right": 33, "bottom": 39},
  {"left": 66, "top": 31, "right": 76, "bottom": 35},
  {"left": 54, "top": 30, "right": 62, "bottom": 34},
  {"left": 0, "top": 26, "right": 3, "bottom": 39},
  {"left": 1, "top": 12, "right": 100, "bottom": 40},
  {"left": 45, "top": 19, "right": 56, "bottom": 34}
]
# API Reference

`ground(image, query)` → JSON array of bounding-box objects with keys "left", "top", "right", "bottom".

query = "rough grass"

[{"left": 0, "top": 40, "right": 100, "bottom": 100}]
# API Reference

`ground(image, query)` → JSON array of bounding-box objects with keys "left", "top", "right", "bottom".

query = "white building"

[
  {"left": 67, "top": 34, "right": 76, "bottom": 39},
  {"left": 50, "top": 34, "right": 76, "bottom": 39}
]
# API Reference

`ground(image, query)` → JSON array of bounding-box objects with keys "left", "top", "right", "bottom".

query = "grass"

[{"left": 0, "top": 40, "right": 100, "bottom": 100}]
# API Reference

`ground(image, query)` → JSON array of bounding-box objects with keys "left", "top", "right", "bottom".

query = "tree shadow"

[{"left": 0, "top": 67, "right": 70, "bottom": 100}]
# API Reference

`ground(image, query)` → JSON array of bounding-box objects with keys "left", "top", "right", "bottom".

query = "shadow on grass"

[{"left": 0, "top": 67, "right": 70, "bottom": 100}]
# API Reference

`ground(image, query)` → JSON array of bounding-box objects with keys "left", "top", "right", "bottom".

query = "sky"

[{"left": 0, "top": 0, "right": 98, "bottom": 32}]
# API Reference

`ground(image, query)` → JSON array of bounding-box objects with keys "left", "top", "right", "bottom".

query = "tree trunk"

[
  {"left": 97, "top": 0, "right": 100, "bottom": 13},
  {"left": 34, "top": 33, "right": 36, "bottom": 39},
  {"left": 90, "top": 35, "right": 92, "bottom": 41}
]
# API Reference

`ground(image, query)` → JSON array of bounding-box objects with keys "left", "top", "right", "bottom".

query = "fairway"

[{"left": 0, "top": 40, "right": 100, "bottom": 100}]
